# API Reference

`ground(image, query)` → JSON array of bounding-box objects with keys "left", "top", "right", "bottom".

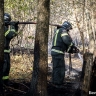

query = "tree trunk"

[
  {"left": 26, "top": 0, "right": 50, "bottom": 96},
  {"left": 82, "top": 53, "right": 93, "bottom": 96},
  {"left": 0, "top": 0, "right": 4, "bottom": 95},
  {"left": 90, "top": 56, "right": 96, "bottom": 91},
  {"left": 81, "top": 1, "right": 96, "bottom": 96},
  {"left": 89, "top": 0, "right": 96, "bottom": 91}
]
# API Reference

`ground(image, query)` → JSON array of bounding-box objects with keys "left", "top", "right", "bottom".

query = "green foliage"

[
  {"left": 4, "top": 0, "right": 36, "bottom": 21},
  {"left": 51, "top": 0, "right": 55, "bottom": 2}
]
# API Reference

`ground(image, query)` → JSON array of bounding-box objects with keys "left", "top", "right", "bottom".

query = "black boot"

[
  {"left": 3, "top": 79, "right": 13, "bottom": 86},
  {"left": 3, "top": 79, "right": 9, "bottom": 86}
]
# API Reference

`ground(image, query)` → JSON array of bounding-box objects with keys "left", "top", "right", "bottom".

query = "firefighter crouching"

[{"left": 51, "top": 21, "right": 79, "bottom": 87}]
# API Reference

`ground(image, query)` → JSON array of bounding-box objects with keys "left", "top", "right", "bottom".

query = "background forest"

[
  {"left": 5, "top": 0, "right": 94, "bottom": 50},
  {"left": 0, "top": 0, "right": 96, "bottom": 96}
]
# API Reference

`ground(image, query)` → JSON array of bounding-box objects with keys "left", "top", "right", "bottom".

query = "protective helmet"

[
  {"left": 4, "top": 13, "right": 11, "bottom": 23},
  {"left": 62, "top": 21, "right": 72, "bottom": 31}
]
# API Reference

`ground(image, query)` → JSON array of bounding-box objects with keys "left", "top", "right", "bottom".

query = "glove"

[
  {"left": 10, "top": 21, "right": 19, "bottom": 26},
  {"left": 72, "top": 46, "right": 79, "bottom": 53},
  {"left": 15, "top": 21, "right": 19, "bottom": 31},
  {"left": 10, "top": 21, "right": 19, "bottom": 31}
]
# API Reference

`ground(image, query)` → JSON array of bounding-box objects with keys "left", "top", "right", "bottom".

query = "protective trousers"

[
  {"left": 3, "top": 53, "right": 10, "bottom": 82},
  {"left": 52, "top": 54, "right": 65, "bottom": 85}
]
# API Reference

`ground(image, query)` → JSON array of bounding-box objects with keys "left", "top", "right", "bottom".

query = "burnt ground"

[
  {"left": 47, "top": 81, "right": 81, "bottom": 96},
  {"left": 2, "top": 54, "right": 83, "bottom": 96},
  {"left": 3, "top": 80, "right": 81, "bottom": 96},
  {"left": 3, "top": 77, "right": 82, "bottom": 96}
]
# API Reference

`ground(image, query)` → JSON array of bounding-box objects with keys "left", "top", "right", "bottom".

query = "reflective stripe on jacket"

[
  {"left": 2, "top": 76, "right": 9, "bottom": 80},
  {"left": 54, "top": 29, "right": 59, "bottom": 46},
  {"left": 67, "top": 42, "right": 73, "bottom": 52},
  {"left": 51, "top": 49, "right": 64, "bottom": 54},
  {"left": 5, "top": 29, "right": 16, "bottom": 37},
  {"left": 51, "top": 28, "right": 74, "bottom": 55},
  {"left": 4, "top": 49, "right": 11, "bottom": 53},
  {"left": 4, "top": 26, "right": 17, "bottom": 51}
]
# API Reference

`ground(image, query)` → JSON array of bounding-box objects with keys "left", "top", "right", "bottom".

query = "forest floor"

[{"left": 3, "top": 53, "right": 83, "bottom": 96}]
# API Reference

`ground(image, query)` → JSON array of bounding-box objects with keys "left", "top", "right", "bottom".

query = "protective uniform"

[
  {"left": 51, "top": 21, "right": 79, "bottom": 85},
  {"left": 3, "top": 13, "right": 18, "bottom": 85}
]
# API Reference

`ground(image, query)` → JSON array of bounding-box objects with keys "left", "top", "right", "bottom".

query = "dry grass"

[
  {"left": 9, "top": 54, "right": 33, "bottom": 82},
  {"left": 9, "top": 53, "right": 82, "bottom": 83},
  {"left": 9, "top": 54, "right": 52, "bottom": 82}
]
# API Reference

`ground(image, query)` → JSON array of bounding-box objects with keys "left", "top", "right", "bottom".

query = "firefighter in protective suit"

[
  {"left": 51, "top": 21, "right": 79, "bottom": 86},
  {"left": 3, "top": 13, "right": 18, "bottom": 85}
]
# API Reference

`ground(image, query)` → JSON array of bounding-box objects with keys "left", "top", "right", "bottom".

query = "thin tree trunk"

[
  {"left": 0, "top": 0, "right": 4, "bottom": 95},
  {"left": 85, "top": 0, "right": 95, "bottom": 53},
  {"left": 69, "top": 53, "right": 72, "bottom": 75},
  {"left": 73, "top": 0, "right": 85, "bottom": 54}
]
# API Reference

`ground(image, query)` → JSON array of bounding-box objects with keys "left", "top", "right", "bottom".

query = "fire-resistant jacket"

[
  {"left": 51, "top": 28, "right": 75, "bottom": 55},
  {"left": 4, "top": 25, "right": 18, "bottom": 53}
]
